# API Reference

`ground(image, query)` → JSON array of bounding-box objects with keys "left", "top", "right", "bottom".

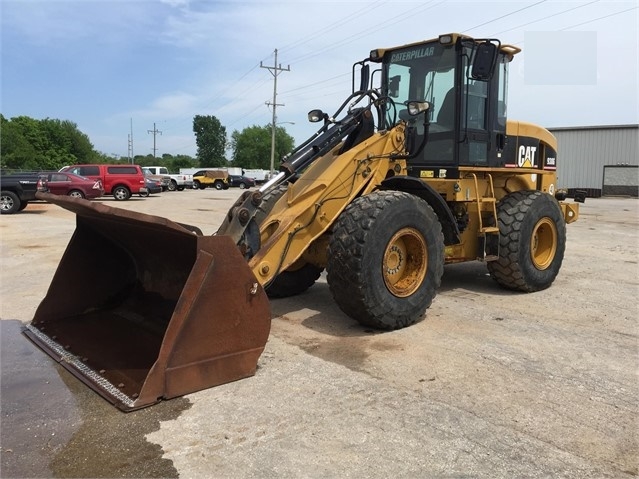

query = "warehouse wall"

[{"left": 548, "top": 125, "right": 639, "bottom": 197}]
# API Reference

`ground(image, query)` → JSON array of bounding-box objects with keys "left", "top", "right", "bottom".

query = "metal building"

[{"left": 548, "top": 124, "right": 639, "bottom": 198}]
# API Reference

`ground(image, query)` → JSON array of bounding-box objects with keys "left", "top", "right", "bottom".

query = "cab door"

[{"left": 459, "top": 51, "right": 509, "bottom": 167}]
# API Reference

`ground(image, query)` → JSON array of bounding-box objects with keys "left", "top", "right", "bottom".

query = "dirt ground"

[{"left": 1, "top": 188, "right": 637, "bottom": 478}]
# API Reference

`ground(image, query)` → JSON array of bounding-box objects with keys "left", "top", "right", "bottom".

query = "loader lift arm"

[{"left": 216, "top": 89, "right": 386, "bottom": 268}]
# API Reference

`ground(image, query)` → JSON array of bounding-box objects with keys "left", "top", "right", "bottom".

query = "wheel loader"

[{"left": 24, "top": 33, "right": 579, "bottom": 411}]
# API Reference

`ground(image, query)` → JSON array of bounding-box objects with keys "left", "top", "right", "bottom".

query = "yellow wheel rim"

[
  {"left": 382, "top": 228, "right": 428, "bottom": 297},
  {"left": 530, "top": 217, "right": 557, "bottom": 270}
]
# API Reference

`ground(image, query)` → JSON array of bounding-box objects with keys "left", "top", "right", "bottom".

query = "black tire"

[
  {"left": 177, "top": 186, "right": 185, "bottom": 191},
  {"left": 214, "top": 181, "right": 224, "bottom": 190},
  {"left": 193, "top": 180, "right": 201, "bottom": 189},
  {"left": 139, "top": 190, "right": 150, "bottom": 198},
  {"left": 239, "top": 182, "right": 246, "bottom": 189},
  {"left": 168, "top": 180, "right": 177, "bottom": 191},
  {"left": 112, "top": 186, "right": 130, "bottom": 201},
  {"left": 266, "top": 263, "right": 324, "bottom": 298},
  {"left": 327, "top": 190, "right": 444, "bottom": 330},
  {"left": 68, "top": 189, "right": 85, "bottom": 199},
  {"left": 17, "top": 200, "right": 29, "bottom": 211},
  {"left": 1, "top": 191, "right": 21, "bottom": 214},
  {"left": 255, "top": 183, "right": 324, "bottom": 298},
  {"left": 487, "top": 190, "right": 566, "bottom": 292}
]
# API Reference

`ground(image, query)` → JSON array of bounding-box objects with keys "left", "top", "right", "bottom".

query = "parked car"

[
  {"left": 228, "top": 175, "right": 256, "bottom": 189},
  {"left": 192, "top": 170, "right": 230, "bottom": 190},
  {"left": 142, "top": 167, "right": 171, "bottom": 191},
  {"left": 60, "top": 164, "right": 147, "bottom": 200},
  {"left": 141, "top": 177, "right": 163, "bottom": 196},
  {"left": 43, "top": 172, "right": 104, "bottom": 199}
]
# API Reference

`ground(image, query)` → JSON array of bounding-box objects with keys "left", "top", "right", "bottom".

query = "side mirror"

[
  {"left": 359, "top": 64, "right": 370, "bottom": 92},
  {"left": 471, "top": 41, "right": 498, "bottom": 81}
]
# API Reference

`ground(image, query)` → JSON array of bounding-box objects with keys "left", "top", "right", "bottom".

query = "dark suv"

[{"left": 228, "top": 175, "right": 256, "bottom": 189}]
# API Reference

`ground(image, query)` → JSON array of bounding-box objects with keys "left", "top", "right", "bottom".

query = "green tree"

[
  {"left": 193, "top": 115, "right": 226, "bottom": 167},
  {"left": 60, "top": 120, "right": 94, "bottom": 163},
  {"left": 0, "top": 115, "right": 39, "bottom": 169},
  {"left": 164, "top": 154, "right": 197, "bottom": 173},
  {"left": 230, "top": 124, "right": 295, "bottom": 170},
  {"left": 0, "top": 115, "right": 98, "bottom": 170}
]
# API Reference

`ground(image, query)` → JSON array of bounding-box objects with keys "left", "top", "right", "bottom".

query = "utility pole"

[
  {"left": 128, "top": 118, "right": 134, "bottom": 164},
  {"left": 147, "top": 122, "right": 162, "bottom": 159},
  {"left": 261, "top": 49, "right": 290, "bottom": 175}
]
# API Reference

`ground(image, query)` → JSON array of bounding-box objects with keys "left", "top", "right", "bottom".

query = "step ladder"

[{"left": 472, "top": 173, "right": 500, "bottom": 261}]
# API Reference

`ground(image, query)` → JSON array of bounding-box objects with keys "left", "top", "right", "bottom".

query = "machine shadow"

[{"left": 269, "top": 261, "right": 517, "bottom": 339}]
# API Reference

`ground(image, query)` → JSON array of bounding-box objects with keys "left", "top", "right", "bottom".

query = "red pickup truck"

[{"left": 61, "top": 164, "right": 147, "bottom": 200}]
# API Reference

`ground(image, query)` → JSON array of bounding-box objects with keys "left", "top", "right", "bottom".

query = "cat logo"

[{"left": 518, "top": 145, "right": 537, "bottom": 168}]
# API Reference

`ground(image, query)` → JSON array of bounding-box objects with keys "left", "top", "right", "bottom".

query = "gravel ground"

[{"left": 1, "top": 189, "right": 637, "bottom": 478}]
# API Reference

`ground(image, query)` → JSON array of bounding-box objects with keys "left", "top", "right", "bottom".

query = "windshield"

[{"left": 383, "top": 41, "right": 456, "bottom": 131}]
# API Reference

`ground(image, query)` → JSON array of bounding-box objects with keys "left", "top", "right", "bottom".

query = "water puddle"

[{"left": 1, "top": 320, "right": 191, "bottom": 478}]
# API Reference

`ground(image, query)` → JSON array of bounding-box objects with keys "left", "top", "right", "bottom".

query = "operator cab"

[{"left": 371, "top": 34, "right": 519, "bottom": 179}]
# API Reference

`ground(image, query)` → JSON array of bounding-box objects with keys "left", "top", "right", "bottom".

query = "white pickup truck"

[{"left": 145, "top": 166, "right": 193, "bottom": 191}]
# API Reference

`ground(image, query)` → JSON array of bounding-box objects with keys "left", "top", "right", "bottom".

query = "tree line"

[
  {"left": 193, "top": 114, "right": 295, "bottom": 170},
  {"left": 0, "top": 113, "right": 296, "bottom": 173}
]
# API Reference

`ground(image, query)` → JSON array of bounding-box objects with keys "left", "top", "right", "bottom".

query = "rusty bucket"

[{"left": 23, "top": 193, "right": 271, "bottom": 411}]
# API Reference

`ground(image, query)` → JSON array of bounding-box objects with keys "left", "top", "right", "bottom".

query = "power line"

[
  {"left": 462, "top": 0, "right": 548, "bottom": 34},
  {"left": 559, "top": 5, "right": 638, "bottom": 31},
  {"left": 488, "top": 0, "right": 601, "bottom": 37}
]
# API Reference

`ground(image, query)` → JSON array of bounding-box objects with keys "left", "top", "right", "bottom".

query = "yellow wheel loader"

[{"left": 24, "top": 33, "right": 579, "bottom": 411}]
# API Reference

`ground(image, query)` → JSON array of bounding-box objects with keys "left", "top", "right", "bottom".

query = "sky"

[{"left": 1, "top": 0, "right": 637, "bottom": 159}]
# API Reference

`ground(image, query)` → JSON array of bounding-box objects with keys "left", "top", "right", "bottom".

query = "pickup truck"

[
  {"left": 145, "top": 166, "right": 193, "bottom": 191},
  {"left": 0, "top": 173, "right": 48, "bottom": 214}
]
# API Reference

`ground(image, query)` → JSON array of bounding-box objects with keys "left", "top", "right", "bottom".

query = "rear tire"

[
  {"left": 68, "top": 190, "right": 85, "bottom": 199},
  {"left": 487, "top": 190, "right": 566, "bottom": 292},
  {"left": 239, "top": 183, "right": 246, "bottom": 189},
  {"left": 1, "top": 191, "right": 21, "bottom": 214},
  {"left": 168, "top": 180, "right": 177, "bottom": 191},
  {"left": 112, "top": 186, "right": 130, "bottom": 201},
  {"left": 214, "top": 181, "right": 224, "bottom": 190},
  {"left": 193, "top": 180, "right": 201, "bottom": 189},
  {"left": 327, "top": 191, "right": 444, "bottom": 330}
]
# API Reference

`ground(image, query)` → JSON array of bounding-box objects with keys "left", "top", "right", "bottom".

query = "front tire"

[
  {"left": 112, "top": 186, "right": 131, "bottom": 201},
  {"left": 239, "top": 183, "right": 246, "bottom": 189},
  {"left": 487, "top": 190, "right": 566, "bottom": 292},
  {"left": 327, "top": 191, "right": 444, "bottom": 330},
  {"left": 1, "top": 191, "right": 21, "bottom": 214},
  {"left": 255, "top": 183, "right": 324, "bottom": 298},
  {"left": 214, "top": 181, "right": 224, "bottom": 190},
  {"left": 265, "top": 262, "right": 323, "bottom": 298}
]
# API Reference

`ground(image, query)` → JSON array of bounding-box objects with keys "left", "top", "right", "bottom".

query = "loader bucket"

[{"left": 23, "top": 193, "right": 271, "bottom": 411}]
